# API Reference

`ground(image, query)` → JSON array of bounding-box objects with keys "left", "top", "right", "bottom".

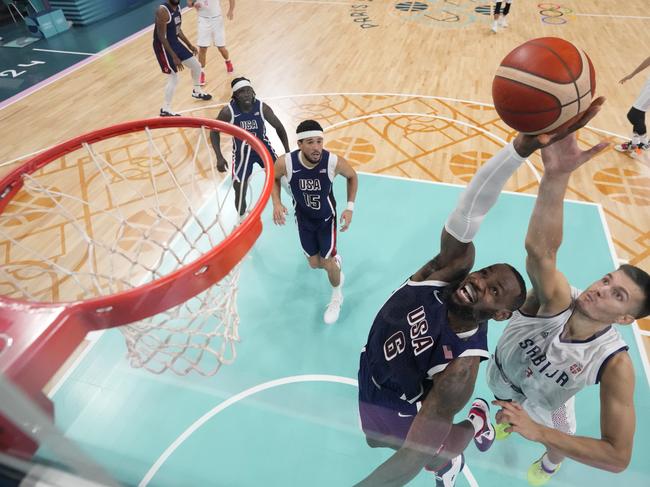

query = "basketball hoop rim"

[{"left": 0, "top": 117, "right": 275, "bottom": 327}]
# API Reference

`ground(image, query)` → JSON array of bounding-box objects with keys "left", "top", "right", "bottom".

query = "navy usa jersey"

[
  {"left": 228, "top": 99, "right": 276, "bottom": 165},
  {"left": 285, "top": 149, "right": 337, "bottom": 220},
  {"left": 364, "top": 279, "right": 490, "bottom": 402}
]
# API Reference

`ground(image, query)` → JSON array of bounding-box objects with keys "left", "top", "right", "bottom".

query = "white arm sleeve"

[{"left": 445, "top": 142, "right": 526, "bottom": 243}]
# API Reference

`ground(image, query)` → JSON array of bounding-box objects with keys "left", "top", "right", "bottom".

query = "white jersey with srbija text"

[{"left": 488, "top": 287, "right": 628, "bottom": 411}]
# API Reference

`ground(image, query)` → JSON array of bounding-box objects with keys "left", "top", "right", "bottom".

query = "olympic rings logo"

[{"left": 538, "top": 3, "right": 573, "bottom": 24}]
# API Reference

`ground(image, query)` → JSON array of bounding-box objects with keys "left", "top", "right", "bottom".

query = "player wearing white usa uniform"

[
  {"left": 188, "top": 0, "right": 235, "bottom": 84},
  {"left": 354, "top": 102, "right": 607, "bottom": 487},
  {"left": 615, "top": 54, "right": 650, "bottom": 157},
  {"left": 488, "top": 103, "right": 650, "bottom": 486},
  {"left": 272, "top": 120, "right": 358, "bottom": 325}
]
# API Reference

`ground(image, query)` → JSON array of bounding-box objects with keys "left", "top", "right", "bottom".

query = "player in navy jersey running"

[
  {"left": 210, "top": 77, "right": 290, "bottom": 215},
  {"left": 354, "top": 100, "right": 606, "bottom": 487},
  {"left": 272, "top": 120, "right": 358, "bottom": 325},
  {"left": 152, "top": 0, "right": 212, "bottom": 117}
]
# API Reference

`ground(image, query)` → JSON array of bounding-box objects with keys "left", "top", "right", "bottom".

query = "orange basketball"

[{"left": 492, "top": 37, "right": 596, "bottom": 135}]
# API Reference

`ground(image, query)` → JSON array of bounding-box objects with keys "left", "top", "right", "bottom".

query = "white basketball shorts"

[
  {"left": 197, "top": 16, "right": 226, "bottom": 47},
  {"left": 633, "top": 76, "right": 650, "bottom": 112},
  {"left": 486, "top": 357, "right": 576, "bottom": 435}
]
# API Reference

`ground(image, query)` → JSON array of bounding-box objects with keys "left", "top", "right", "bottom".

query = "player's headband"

[
  {"left": 296, "top": 130, "right": 324, "bottom": 141},
  {"left": 232, "top": 80, "right": 252, "bottom": 92}
]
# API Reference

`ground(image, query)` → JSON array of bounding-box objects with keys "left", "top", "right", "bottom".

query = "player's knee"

[{"left": 307, "top": 257, "right": 320, "bottom": 269}]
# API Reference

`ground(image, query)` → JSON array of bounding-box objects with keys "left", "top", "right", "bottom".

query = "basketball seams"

[
  {"left": 528, "top": 40, "right": 581, "bottom": 111},
  {"left": 493, "top": 38, "right": 595, "bottom": 134}
]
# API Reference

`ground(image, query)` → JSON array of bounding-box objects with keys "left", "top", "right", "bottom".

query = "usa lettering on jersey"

[
  {"left": 383, "top": 305, "right": 434, "bottom": 361},
  {"left": 519, "top": 338, "right": 569, "bottom": 387},
  {"left": 299, "top": 179, "right": 322, "bottom": 191},
  {"left": 240, "top": 120, "right": 259, "bottom": 131}
]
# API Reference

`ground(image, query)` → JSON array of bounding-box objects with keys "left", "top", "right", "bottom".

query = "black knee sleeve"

[
  {"left": 503, "top": 2, "right": 511, "bottom": 15},
  {"left": 627, "top": 107, "right": 647, "bottom": 135},
  {"left": 494, "top": 1, "right": 503, "bottom": 15}
]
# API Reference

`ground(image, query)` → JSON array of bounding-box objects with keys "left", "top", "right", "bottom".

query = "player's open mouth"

[{"left": 457, "top": 283, "right": 477, "bottom": 304}]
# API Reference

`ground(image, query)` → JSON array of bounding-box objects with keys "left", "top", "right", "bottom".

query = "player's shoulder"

[{"left": 405, "top": 278, "right": 450, "bottom": 289}]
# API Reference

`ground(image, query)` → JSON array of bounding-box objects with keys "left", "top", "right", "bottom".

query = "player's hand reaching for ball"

[
  {"left": 539, "top": 131, "right": 609, "bottom": 177},
  {"left": 340, "top": 209, "right": 353, "bottom": 232},
  {"left": 273, "top": 203, "right": 288, "bottom": 225},
  {"left": 512, "top": 97, "right": 606, "bottom": 158}
]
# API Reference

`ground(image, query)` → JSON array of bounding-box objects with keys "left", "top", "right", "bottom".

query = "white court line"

[
  {"left": 138, "top": 374, "right": 480, "bottom": 487},
  {"left": 358, "top": 171, "right": 597, "bottom": 207},
  {"left": 640, "top": 329, "right": 650, "bottom": 337},
  {"left": 33, "top": 48, "right": 95, "bottom": 56},
  {"left": 596, "top": 204, "right": 650, "bottom": 389},
  {"left": 325, "top": 112, "right": 542, "bottom": 182},
  {"left": 575, "top": 13, "right": 650, "bottom": 20}
]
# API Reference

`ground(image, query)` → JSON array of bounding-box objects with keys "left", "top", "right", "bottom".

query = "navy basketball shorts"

[
  {"left": 295, "top": 211, "right": 337, "bottom": 259},
  {"left": 358, "top": 351, "right": 418, "bottom": 446},
  {"left": 232, "top": 154, "right": 264, "bottom": 183},
  {"left": 153, "top": 40, "right": 192, "bottom": 74}
]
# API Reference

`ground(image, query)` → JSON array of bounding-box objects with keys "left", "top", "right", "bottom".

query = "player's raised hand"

[
  {"left": 340, "top": 209, "right": 353, "bottom": 232},
  {"left": 513, "top": 97, "right": 606, "bottom": 158},
  {"left": 540, "top": 132, "right": 609, "bottom": 176},
  {"left": 273, "top": 203, "right": 288, "bottom": 225},
  {"left": 619, "top": 74, "right": 633, "bottom": 84}
]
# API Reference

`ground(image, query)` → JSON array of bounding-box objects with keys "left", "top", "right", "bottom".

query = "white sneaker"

[
  {"left": 434, "top": 454, "right": 465, "bottom": 487},
  {"left": 491, "top": 20, "right": 498, "bottom": 33},
  {"left": 324, "top": 272, "right": 344, "bottom": 325},
  {"left": 499, "top": 15, "right": 508, "bottom": 28}
]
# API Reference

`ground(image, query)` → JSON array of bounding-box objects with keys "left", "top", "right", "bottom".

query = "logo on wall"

[{"left": 538, "top": 3, "right": 573, "bottom": 25}]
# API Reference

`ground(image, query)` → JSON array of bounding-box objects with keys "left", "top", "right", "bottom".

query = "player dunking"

[
  {"left": 485, "top": 117, "right": 650, "bottom": 485},
  {"left": 210, "top": 77, "right": 290, "bottom": 215},
  {"left": 354, "top": 101, "right": 604, "bottom": 487},
  {"left": 187, "top": 0, "right": 235, "bottom": 85},
  {"left": 153, "top": 0, "right": 212, "bottom": 117},
  {"left": 272, "top": 120, "right": 358, "bottom": 325}
]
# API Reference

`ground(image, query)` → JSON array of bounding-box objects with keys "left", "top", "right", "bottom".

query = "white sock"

[
  {"left": 639, "top": 134, "right": 648, "bottom": 145},
  {"left": 632, "top": 133, "right": 641, "bottom": 145},
  {"left": 541, "top": 453, "right": 560, "bottom": 472},
  {"left": 163, "top": 72, "right": 178, "bottom": 111}
]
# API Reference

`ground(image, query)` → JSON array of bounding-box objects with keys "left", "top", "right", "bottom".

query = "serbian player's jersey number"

[{"left": 383, "top": 305, "right": 434, "bottom": 361}]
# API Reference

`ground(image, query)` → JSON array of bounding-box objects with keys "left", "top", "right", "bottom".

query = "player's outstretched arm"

[
  {"left": 524, "top": 106, "right": 609, "bottom": 313},
  {"left": 354, "top": 357, "right": 480, "bottom": 487},
  {"left": 271, "top": 155, "right": 288, "bottom": 225},
  {"left": 227, "top": 0, "right": 235, "bottom": 20},
  {"left": 494, "top": 352, "right": 635, "bottom": 473},
  {"left": 262, "top": 104, "right": 290, "bottom": 153},
  {"left": 210, "top": 107, "right": 232, "bottom": 172},
  {"left": 620, "top": 55, "right": 650, "bottom": 83},
  {"left": 334, "top": 157, "right": 358, "bottom": 232}
]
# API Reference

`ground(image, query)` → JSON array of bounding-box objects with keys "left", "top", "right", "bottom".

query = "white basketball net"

[{"left": 0, "top": 123, "right": 264, "bottom": 376}]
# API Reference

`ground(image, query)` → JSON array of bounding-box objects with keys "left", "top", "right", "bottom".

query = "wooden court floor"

[{"left": 0, "top": 1, "right": 649, "bottom": 383}]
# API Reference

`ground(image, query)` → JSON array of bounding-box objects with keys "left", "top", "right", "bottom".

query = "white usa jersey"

[
  {"left": 487, "top": 287, "right": 628, "bottom": 411},
  {"left": 197, "top": 0, "right": 222, "bottom": 18}
]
